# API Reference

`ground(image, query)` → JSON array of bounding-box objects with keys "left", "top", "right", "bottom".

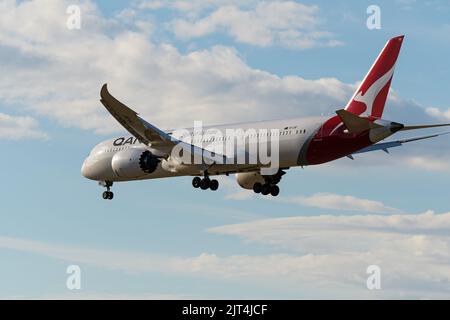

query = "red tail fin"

[{"left": 345, "top": 35, "right": 404, "bottom": 119}]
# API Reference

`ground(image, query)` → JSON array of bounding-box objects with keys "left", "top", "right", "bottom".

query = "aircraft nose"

[
  {"left": 81, "top": 156, "right": 115, "bottom": 181},
  {"left": 81, "top": 158, "right": 95, "bottom": 180}
]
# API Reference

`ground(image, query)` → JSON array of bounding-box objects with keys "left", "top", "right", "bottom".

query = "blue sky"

[{"left": 1, "top": 0, "right": 450, "bottom": 299}]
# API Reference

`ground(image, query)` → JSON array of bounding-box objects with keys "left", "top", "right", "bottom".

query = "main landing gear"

[
  {"left": 192, "top": 172, "right": 219, "bottom": 191},
  {"left": 101, "top": 181, "right": 114, "bottom": 200},
  {"left": 252, "top": 169, "right": 286, "bottom": 197},
  {"left": 252, "top": 183, "right": 279, "bottom": 197}
]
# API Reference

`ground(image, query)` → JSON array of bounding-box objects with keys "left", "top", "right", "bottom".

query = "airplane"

[{"left": 82, "top": 35, "right": 450, "bottom": 200}]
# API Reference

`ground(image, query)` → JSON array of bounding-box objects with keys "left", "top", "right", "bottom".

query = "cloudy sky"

[{"left": 1, "top": 0, "right": 450, "bottom": 299}]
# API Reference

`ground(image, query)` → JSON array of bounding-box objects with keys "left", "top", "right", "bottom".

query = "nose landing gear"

[
  {"left": 100, "top": 181, "right": 114, "bottom": 200},
  {"left": 102, "top": 191, "right": 114, "bottom": 200}
]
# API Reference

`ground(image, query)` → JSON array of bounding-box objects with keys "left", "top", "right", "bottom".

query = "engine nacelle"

[
  {"left": 236, "top": 172, "right": 265, "bottom": 190},
  {"left": 111, "top": 148, "right": 159, "bottom": 178}
]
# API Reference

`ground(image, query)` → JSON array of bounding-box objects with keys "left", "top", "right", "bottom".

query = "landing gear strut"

[
  {"left": 192, "top": 172, "right": 219, "bottom": 191},
  {"left": 101, "top": 181, "right": 114, "bottom": 200}
]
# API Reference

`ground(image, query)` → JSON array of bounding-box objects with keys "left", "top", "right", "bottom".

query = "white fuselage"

[{"left": 81, "top": 116, "right": 325, "bottom": 182}]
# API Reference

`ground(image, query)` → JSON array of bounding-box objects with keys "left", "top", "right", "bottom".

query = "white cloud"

[
  {"left": 282, "top": 193, "right": 403, "bottom": 214},
  {"left": 426, "top": 106, "right": 450, "bottom": 121},
  {"left": 0, "top": 0, "right": 352, "bottom": 136},
  {"left": 403, "top": 156, "right": 450, "bottom": 172},
  {"left": 138, "top": 0, "right": 342, "bottom": 50},
  {"left": 220, "top": 175, "right": 402, "bottom": 214},
  {"left": 209, "top": 211, "right": 450, "bottom": 251},
  {"left": 0, "top": 113, "right": 47, "bottom": 140},
  {"left": 138, "top": 0, "right": 214, "bottom": 12},
  {"left": 139, "top": 0, "right": 272, "bottom": 17},
  {"left": 168, "top": 2, "right": 342, "bottom": 49},
  {"left": 208, "top": 211, "right": 450, "bottom": 298},
  {"left": 2, "top": 211, "right": 450, "bottom": 298}
]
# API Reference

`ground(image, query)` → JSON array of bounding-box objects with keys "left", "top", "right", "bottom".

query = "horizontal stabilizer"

[
  {"left": 400, "top": 123, "right": 450, "bottom": 131},
  {"left": 353, "top": 131, "right": 450, "bottom": 155},
  {"left": 336, "top": 109, "right": 382, "bottom": 133}
]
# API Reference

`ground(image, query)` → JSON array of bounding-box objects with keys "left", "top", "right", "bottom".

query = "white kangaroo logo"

[{"left": 353, "top": 65, "right": 395, "bottom": 116}]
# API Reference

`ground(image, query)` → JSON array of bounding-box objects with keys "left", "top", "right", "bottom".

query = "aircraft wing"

[
  {"left": 100, "top": 84, "right": 227, "bottom": 164},
  {"left": 352, "top": 132, "right": 450, "bottom": 156}
]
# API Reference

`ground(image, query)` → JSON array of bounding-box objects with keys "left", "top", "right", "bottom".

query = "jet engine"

[
  {"left": 236, "top": 172, "right": 265, "bottom": 190},
  {"left": 111, "top": 148, "right": 159, "bottom": 178}
]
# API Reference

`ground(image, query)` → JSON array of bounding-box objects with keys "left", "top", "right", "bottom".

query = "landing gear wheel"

[
  {"left": 261, "top": 184, "right": 271, "bottom": 196},
  {"left": 253, "top": 182, "right": 262, "bottom": 194},
  {"left": 192, "top": 177, "right": 201, "bottom": 188},
  {"left": 270, "top": 185, "right": 280, "bottom": 197},
  {"left": 102, "top": 191, "right": 114, "bottom": 200},
  {"left": 100, "top": 181, "right": 114, "bottom": 200},
  {"left": 200, "top": 178, "right": 210, "bottom": 190},
  {"left": 209, "top": 179, "right": 219, "bottom": 191}
]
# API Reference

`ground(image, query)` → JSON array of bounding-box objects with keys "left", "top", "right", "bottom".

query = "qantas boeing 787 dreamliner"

[{"left": 82, "top": 35, "right": 450, "bottom": 200}]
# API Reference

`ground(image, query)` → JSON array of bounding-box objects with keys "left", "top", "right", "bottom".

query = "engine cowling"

[
  {"left": 236, "top": 172, "right": 265, "bottom": 190},
  {"left": 111, "top": 148, "right": 159, "bottom": 178}
]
